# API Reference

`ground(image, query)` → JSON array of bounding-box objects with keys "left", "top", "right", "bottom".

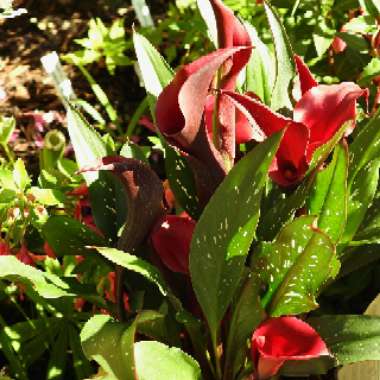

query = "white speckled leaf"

[
  {"left": 252, "top": 215, "right": 339, "bottom": 317},
  {"left": 189, "top": 131, "right": 283, "bottom": 341}
]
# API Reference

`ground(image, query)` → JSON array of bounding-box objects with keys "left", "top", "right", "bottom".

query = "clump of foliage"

[{"left": 0, "top": 0, "right": 380, "bottom": 380}]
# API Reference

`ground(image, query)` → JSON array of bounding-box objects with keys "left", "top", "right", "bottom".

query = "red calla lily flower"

[
  {"left": 209, "top": 0, "right": 251, "bottom": 90},
  {"left": 156, "top": 0, "right": 252, "bottom": 180},
  {"left": 223, "top": 55, "right": 367, "bottom": 186},
  {"left": 251, "top": 317, "right": 330, "bottom": 380},
  {"left": 151, "top": 214, "right": 195, "bottom": 274}
]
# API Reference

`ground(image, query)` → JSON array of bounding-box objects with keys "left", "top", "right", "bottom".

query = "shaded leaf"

[
  {"left": 343, "top": 159, "right": 380, "bottom": 243},
  {"left": 224, "top": 273, "right": 265, "bottom": 379},
  {"left": 43, "top": 216, "right": 107, "bottom": 256},
  {"left": 310, "top": 315, "right": 380, "bottom": 365},
  {"left": 164, "top": 144, "right": 200, "bottom": 219},
  {"left": 349, "top": 109, "right": 380, "bottom": 186},
  {"left": 89, "top": 172, "right": 127, "bottom": 243},
  {"left": 95, "top": 247, "right": 170, "bottom": 298}
]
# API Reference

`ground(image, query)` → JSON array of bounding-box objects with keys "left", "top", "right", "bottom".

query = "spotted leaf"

[
  {"left": 252, "top": 215, "right": 339, "bottom": 317},
  {"left": 308, "top": 142, "right": 349, "bottom": 243},
  {"left": 189, "top": 131, "right": 283, "bottom": 342}
]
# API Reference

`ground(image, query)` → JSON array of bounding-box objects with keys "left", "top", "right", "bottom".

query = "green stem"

[
  {"left": 126, "top": 96, "right": 149, "bottom": 137},
  {"left": 212, "top": 70, "right": 222, "bottom": 151},
  {"left": 1, "top": 142, "right": 15, "bottom": 163},
  {"left": 78, "top": 65, "right": 122, "bottom": 133},
  {"left": 212, "top": 330, "right": 222, "bottom": 380}
]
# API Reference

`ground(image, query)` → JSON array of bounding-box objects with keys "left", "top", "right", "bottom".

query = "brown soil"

[{"left": 0, "top": 0, "right": 168, "bottom": 164}]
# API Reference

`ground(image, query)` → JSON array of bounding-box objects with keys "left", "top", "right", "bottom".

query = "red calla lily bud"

[
  {"left": 209, "top": 0, "right": 252, "bottom": 90},
  {"left": 151, "top": 214, "right": 196, "bottom": 274},
  {"left": 251, "top": 317, "right": 330, "bottom": 380}
]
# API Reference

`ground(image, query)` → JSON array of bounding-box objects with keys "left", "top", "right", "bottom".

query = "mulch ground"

[{"left": 0, "top": 0, "right": 167, "bottom": 167}]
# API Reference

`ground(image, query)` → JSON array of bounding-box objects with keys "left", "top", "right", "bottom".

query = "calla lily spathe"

[{"left": 251, "top": 317, "right": 330, "bottom": 380}]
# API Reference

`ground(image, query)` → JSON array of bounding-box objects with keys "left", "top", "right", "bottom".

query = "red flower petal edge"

[
  {"left": 294, "top": 55, "right": 318, "bottom": 96},
  {"left": 251, "top": 317, "right": 330, "bottom": 380},
  {"left": 151, "top": 214, "right": 196, "bottom": 274},
  {"left": 209, "top": 0, "right": 252, "bottom": 90},
  {"left": 293, "top": 82, "right": 368, "bottom": 159}
]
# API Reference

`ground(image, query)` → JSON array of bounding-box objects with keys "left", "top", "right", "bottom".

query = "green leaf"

[
  {"left": 308, "top": 121, "right": 352, "bottom": 175},
  {"left": 313, "top": 19, "right": 335, "bottom": 58},
  {"left": 0, "top": 168, "right": 17, "bottom": 190},
  {"left": 343, "top": 15, "right": 378, "bottom": 34},
  {"left": 0, "top": 256, "right": 72, "bottom": 298},
  {"left": 0, "top": 188, "right": 17, "bottom": 204},
  {"left": 13, "top": 158, "right": 30, "bottom": 191},
  {"left": 46, "top": 324, "right": 68, "bottom": 380},
  {"left": 133, "top": 32, "right": 174, "bottom": 98},
  {"left": 0, "top": 116, "right": 16, "bottom": 144},
  {"left": 243, "top": 23, "right": 275, "bottom": 105},
  {"left": 189, "top": 131, "right": 283, "bottom": 341},
  {"left": 359, "top": 58, "right": 380, "bottom": 86},
  {"left": 359, "top": 0, "right": 380, "bottom": 17},
  {"left": 343, "top": 159, "right": 380, "bottom": 243},
  {"left": 264, "top": 1, "right": 295, "bottom": 111},
  {"left": 66, "top": 104, "right": 107, "bottom": 185},
  {"left": 337, "top": 32, "right": 369, "bottom": 53},
  {"left": 0, "top": 327, "right": 28, "bottom": 380},
  {"left": 224, "top": 273, "right": 265, "bottom": 380},
  {"left": 89, "top": 172, "right": 127, "bottom": 243},
  {"left": 309, "top": 315, "right": 380, "bottom": 365},
  {"left": 197, "top": 0, "right": 218, "bottom": 47},
  {"left": 252, "top": 215, "right": 339, "bottom": 317},
  {"left": 308, "top": 143, "right": 349, "bottom": 243},
  {"left": 81, "top": 312, "right": 162, "bottom": 380},
  {"left": 355, "top": 189, "right": 380, "bottom": 242},
  {"left": 257, "top": 175, "right": 312, "bottom": 241},
  {"left": 134, "top": 341, "right": 202, "bottom": 380},
  {"left": 94, "top": 247, "right": 169, "bottom": 297},
  {"left": 349, "top": 110, "right": 380, "bottom": 186},
  {"left": 165, "top": 144, "right": 201, "bottom": 219},
  {"left": 29, "top": 187, "right": 65, "bottom": 206},
  {"left": 132, "top": 0, "right": 154, "bottom": 27},
  {"left": 120, "top": 141, "right": 149, "bottom": 163},
  {"left": 43, "top": 216, "right": 107, "bottom": 256},
  {"left": 68, "top": 325, "right": 93, "bottom": 380}
]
